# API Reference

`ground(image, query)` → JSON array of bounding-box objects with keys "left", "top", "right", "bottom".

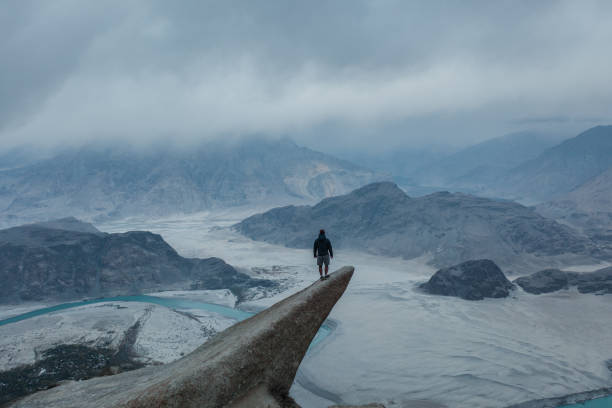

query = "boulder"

[
  {"left": 514, "top": 266, "right": 612, "bottom": 295},
  {"left": 420, "top": 259, "right": 514, "bottom": 300},
  {"left": 513, "top": 269, "right": 571, "bottom": 294}
]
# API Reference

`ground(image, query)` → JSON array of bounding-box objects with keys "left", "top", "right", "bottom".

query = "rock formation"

[
  {"left": 420, "top": 259, "right": 514, "bottom": 300},
  {"left": 0, "top": 219, "right": 273, "bottom": 303},
  {"left": 514, "top": 266, "right": 612, "bottom": 295},
  {"left": 9, "top": 266, "right": 354, "bottom": 408},
  {"left": 235, "top": 182, "right": 605, "bottom": 272}
]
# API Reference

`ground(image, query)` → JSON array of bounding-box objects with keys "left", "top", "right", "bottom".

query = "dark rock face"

[
  {"left": 0, "top": 343, "right": 144, "bottom": 406},
  {"left": 0, "top": 220, "right": 273, "bottom": 303},
  {"left": 420, "top": 260, "right": 514, "bottom": 300},
  {"left": 514, "top": 266, "right": 612, "bottom": 295},
  {"left": 235, "top": 182, "right": 605, "bottom": 271}
]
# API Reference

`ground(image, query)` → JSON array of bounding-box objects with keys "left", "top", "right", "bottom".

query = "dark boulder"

[
  {"left": 513, "top": 269, "right": 572, "bottom": 294},
  {"left": 514, "top": 266, "right": 612, "bottom": 295},
  {"left": 419, "top": 259, "right": 514, "bottom": 300}
]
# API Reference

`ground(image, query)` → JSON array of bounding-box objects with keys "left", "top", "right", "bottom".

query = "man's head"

[{"left": 319, "top": 229, "right": 325, "bottom": 235}]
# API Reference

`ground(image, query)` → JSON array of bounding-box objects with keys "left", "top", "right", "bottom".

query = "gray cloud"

[{"left": 1, "top": 0, "right": 612, "bottom": 153}]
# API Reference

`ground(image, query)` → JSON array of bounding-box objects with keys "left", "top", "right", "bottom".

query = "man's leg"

[
  {"left": 318, "top": 265, "right": 323, "bottom": 276},
  {"left": 324, "top": 264, "right": 329, "bottom": 276}
]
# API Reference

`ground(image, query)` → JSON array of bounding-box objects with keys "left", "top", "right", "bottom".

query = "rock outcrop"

[
  {"left": 235, "top": 182, "right": 606, "bottom": 272},
  {"left": 9, "top": 267, "right": 354, "bottom": 408},
  {"left": 514, "top": 266, "right": 612, "bottom": 295},
  {"left": 420, "top": 260, "right": 514, "bottom": 300},
  {"left": 0, "top": 219, "right": 273, "bottom": 303}
]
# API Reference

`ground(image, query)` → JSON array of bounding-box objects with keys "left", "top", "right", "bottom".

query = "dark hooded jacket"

[{"left": 313, "top": 233, "right": 333, "bottom": 257}]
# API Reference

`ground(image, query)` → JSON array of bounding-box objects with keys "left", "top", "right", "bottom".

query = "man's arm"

[
  {"left": 313, "top": 240, "right": 318, "bottom": 257},
  {"left": 328, "top": 239, "right": 333, "bottom": 258}
]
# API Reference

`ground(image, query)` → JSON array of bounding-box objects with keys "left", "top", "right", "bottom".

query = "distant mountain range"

[
  {"left": 403, "top": 126, "right": 612, "bottom": 208},
  {"left": 495, "top": 125, "right": 612, "bottom": 203},
  {"left": 0, "top": 139, "right": 383, "bottom": 226},
  {"left": 0, "top": 218, "right": 273, "bottom": 303},
  {"left": 410, "top": 131, "right": 564, "bottom": 190},
  {"left": 235, "top": 182, "right": 609, "bottom": 272}
]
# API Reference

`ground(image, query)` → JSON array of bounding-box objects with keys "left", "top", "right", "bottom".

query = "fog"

[{"left": 2, "top": 0, "right": 612, "bottom": 155}]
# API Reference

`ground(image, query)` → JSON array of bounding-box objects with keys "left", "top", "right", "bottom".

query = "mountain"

[
  {"left": 0, "top": 139, "right": 383, "bottom": 226},
  {"left": 495, "top": 125, "right": 612, "bottom": 203},
  {"left": 537, "top": 167, "right": 612, "bottom": 237},
  {"left": 0, "top": 219, "right": 273, "bottom": 303},
  {"left": 410, "top": 131, "right": 563, "bottom": 189},
  {"left": 28, "top": 216, "right": 103, "bottom": 234},
  {"left": 235, "top": 182, "right": 608, "bottom": 272}
]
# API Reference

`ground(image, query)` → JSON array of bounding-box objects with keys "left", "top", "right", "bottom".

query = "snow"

[
  {"left": 0, "top": 301, "right": 236, "bottom": 370},
  {"left": 132, "top": 305, "right": 235, "bottom": 364}
]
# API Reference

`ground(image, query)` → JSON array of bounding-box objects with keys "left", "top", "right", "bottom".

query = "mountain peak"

[
  {"left": 30, "top": 217, "right": 102, "bottom": 234},
  {"left": 349, "top": 181, "right": 407, "bottom": 198}
]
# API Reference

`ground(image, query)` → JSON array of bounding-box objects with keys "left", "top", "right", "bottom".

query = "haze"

[{"left": 2, "top": 0, "right": 612, "bottom": 155}]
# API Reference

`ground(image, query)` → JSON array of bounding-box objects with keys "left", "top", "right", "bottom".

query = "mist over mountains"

[
  {"left": 391, "top": 126, "right": 612, "bottom": 206},
  {"left": 409, "top": 130, "right": 565, "bottom": 190},
  {"left": 0, "top": 139, "right": 383, "bottom": 227}
]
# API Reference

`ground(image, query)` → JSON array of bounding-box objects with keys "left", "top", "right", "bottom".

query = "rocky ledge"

[{"left": 420, "top": 259, "right": 514, "bottom": 300}]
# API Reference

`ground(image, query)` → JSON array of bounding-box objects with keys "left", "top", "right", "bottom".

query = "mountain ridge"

[
  {"left": 0, "top": 139, "right": 384, "bottom": 227},
  {"left": 235, "top": 182, "right": 608, "bottom": 272}
]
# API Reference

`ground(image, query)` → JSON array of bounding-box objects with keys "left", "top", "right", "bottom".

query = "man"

[{"left": 313, "top": 229, "right": 333, "bottom": 280}]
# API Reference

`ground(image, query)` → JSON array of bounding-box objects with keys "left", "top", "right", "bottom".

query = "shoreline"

[{"left": 506, "top": 387, "right": 612, "bottom": 408}]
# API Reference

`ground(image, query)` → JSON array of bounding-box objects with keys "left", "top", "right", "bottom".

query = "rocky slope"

[
  {"left": 0, "top": 219, "right": 273, "bottom": 303},
  {"left": 419, "top": 259, "right": 514, "bottom": 300},
  {"left": 514, "top": 266, "right": 612, "bottom": 295},
  {"left": 495, "top": 125, "right": 612, "bottom": 203},
  {"left": 0, "top": 139, "right": 383, "bottom": 227},
  {"left": 537, "top": 167, "right": 612, "bottom": 240},
  {"left": 235, "top": 182, "right": 607, "bottom": 272},
  {"left": 411, "top": 131, "right": 563, "bottom": 190}
]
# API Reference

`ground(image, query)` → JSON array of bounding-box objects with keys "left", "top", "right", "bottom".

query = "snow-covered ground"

[
  {"left": 148, "top": 289, "right": 238, "bottom": 308},
  {"left": 0, "top": 300, "right": 236, "bottom": 370},
  {"left": 95, "top": 210, "right": 612, "bottom": 408}
]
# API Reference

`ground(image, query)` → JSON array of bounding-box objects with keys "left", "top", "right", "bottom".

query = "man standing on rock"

[{"left": 314, "top": 229, "right": 333, "bottom": 280}]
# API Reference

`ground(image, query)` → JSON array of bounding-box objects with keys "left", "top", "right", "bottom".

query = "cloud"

[{"left": 2, "top": 0, "right": 612, "bottom": 152}]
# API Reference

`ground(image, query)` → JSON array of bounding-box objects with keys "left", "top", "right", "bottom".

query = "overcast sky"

[{"left": 2, "top": 0, "right": 612, "bottom": 154}]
